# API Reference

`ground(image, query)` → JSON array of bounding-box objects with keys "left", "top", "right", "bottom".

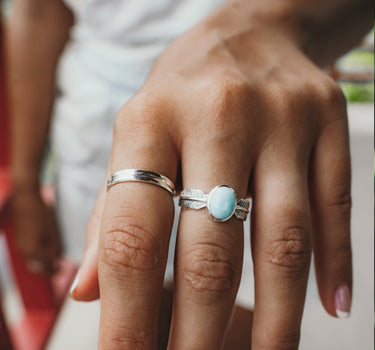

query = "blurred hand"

[
  {"left": 11, "top": 188, "right": 62, "bottom": 274},
  {"left": 71, "top": 2, "right": 353, "bottom": 349}
]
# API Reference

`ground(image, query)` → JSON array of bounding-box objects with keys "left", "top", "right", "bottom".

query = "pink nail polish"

[{"left": 335, "top": 285, "right": 351, "bottom": 318}]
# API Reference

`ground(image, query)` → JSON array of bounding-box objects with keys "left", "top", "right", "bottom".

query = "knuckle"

[
  {"left": 303, "top": 76, "right": 346, "bottom": 120},
  {"left": 268, "top": 81, "right": 306, "bottom": 123},
  {"left": 264, "top": 223, "right": 310, "bottom": 275},
  {"left": 277, "top": 81, "right": 303, "bottom": 103},
  {"left": 325, "top": 186, "right": 352, "bottom": 215},
  {"left": 131, "top": 91, "right": 169, "bottom": 117},
  {"left": 319, "top": 78, "right": 346, "bottom": 112},
  {"left": 101, "top": 214, "right": 162, "bottom": 274},
  {"left": 103, "top": 328, "right": 152, "bottom": 350},
  {"left": 113, "top": 92, "right": 175, "bottom": 160},
  {"left": 270, "top": 76, "right": 346, "bottom": 126},
  {"left": 179, "top": 239, "right": 240, "bottom": 294},
  {"left": 256, "top": 330, "right": 300, "bottom": 350},
  {"left": 114, "top": 92, "right": 168, "bottom": 134},
  {"left": 205, "top": 73, "right": 251, "bottom": 126}
]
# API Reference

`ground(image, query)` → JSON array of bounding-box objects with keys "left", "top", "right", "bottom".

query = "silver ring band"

[
  {"left": 107, "top": 169, "right": 176, "bottom": 196},
  {"left": 179, "top": 185, "right": 250, "bottom": 222}
]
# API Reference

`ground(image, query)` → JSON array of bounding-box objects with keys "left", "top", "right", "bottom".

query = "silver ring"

[
  {"left": 107, "top": 169, "right": 176, "bottom": 196},
  {"left": 179, "top": 185, "right": 251, "bottom": 222}
]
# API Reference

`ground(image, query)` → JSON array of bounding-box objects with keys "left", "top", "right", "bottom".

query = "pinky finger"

[{"left": 311, "top": 116, "right": 352, "bottom": 318}]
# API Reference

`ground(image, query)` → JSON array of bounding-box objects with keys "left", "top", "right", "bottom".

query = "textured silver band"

[
  {"left": 107, "top": 169, "right": 175, "bottom": 196},
  {"left": 179, "top": 187, "right": 251, "bottom": 222}
]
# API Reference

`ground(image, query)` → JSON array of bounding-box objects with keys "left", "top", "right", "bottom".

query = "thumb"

[{"left": 70, "top": 178, "right": 107, "bottom": 301}]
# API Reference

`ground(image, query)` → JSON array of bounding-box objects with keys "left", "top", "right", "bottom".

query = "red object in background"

[
  {"left": 0, "top": 308, "right": 12, "bottom": 350},
  {"left": 0, "top": 10, "right": 13, "bottom": 349},
  {"left": 0, "top": 9, "right": 76, "bottom": 350}
]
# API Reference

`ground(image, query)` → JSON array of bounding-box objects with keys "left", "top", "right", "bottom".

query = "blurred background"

[{"left": 0, "top": 0, "right": 373, "bottom": 349}]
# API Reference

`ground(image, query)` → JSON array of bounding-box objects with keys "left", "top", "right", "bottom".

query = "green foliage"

[
  {"left": 340, "top": 50, "right": 374, "bottom": 66},
  {"left": 338, "top": 48, "right": 374, "bottom": 103},
  {"left": 340, "top": 82, "right": 374, "bottom": 103}
]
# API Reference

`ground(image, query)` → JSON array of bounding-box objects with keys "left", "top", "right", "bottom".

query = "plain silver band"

[
  {"left": 179, "top": 188, "right": 250, "bottom": 221},
  {"left": 107, "top": 169, "right": 176, "bottom": 196}
]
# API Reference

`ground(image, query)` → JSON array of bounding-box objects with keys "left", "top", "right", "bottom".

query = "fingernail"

[
  {"left": 335, "top": 285, "right": 351, "bottom": 318},
  {"left": 69, "top": 270, "right": 80, "bottom": 297}
]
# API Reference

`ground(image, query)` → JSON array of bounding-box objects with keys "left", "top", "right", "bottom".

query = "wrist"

[
  {"left": 205, "top": 0, "right": 305, "bottom": 47},
  {"left": 11, "top": 166, "right": 40, "bottom": 195},
  {"left": 205, "top": 0, "right": 373, "bottom": 66}
]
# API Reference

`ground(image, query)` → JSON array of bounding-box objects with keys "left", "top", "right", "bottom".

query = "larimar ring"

[
  {"left": 107, "top": 169, "right": 175, "bottom": 196},
  {"left": 179, "top": 185, "right": 250, "bottom": 222}
]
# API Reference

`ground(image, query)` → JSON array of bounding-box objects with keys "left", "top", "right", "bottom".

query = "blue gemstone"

[{"left": 208, "top": 186, "right": 236, "bottom": 221}]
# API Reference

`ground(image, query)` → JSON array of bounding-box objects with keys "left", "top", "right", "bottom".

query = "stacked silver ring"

[
  {"left": 107, "top": 169, "right": 250, "bottom": 222},
  {"left": 107, "top": 169, "right": 175, "bottom": 196}
]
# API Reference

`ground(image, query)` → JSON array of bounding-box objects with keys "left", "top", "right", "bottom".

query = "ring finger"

[{"left": 168, "top": 135, "right": 252, "bottom": 349}]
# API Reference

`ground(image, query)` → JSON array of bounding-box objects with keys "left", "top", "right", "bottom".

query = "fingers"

[
  {"left": 12, "top": 192, "right": 61, "bottom": 274},
  {"left": 99, "top": 185, "right": 174, "bottom": 349},
  {"left": 310, "top": 114, "right": 352, "bottom": 318},
  {"left": 25, "top": 207, "right": 61, "bottom": 274},
  {"left": 98, "top": 100, "right": 178, "bottom": 349},
  {"left": 70, "top": 177, "right": 107, "bottom": 301},
  {"left": 168, "top": 138, "right": 251, "bottom": 349},
  {"left": 251, "top": 143, "right": 312, "bottom": 350}
]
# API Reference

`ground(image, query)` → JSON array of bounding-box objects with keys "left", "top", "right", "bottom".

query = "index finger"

[{"left": 98, "top": 99, "right": 177, "bottom": 349}]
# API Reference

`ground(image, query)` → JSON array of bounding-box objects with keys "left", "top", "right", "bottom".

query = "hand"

[
  {"left": 11, "top": 188, "right": 62, "bottom": 274},
  {"left": 72, "top": 3, "right": 352, "bottom": 349}
]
